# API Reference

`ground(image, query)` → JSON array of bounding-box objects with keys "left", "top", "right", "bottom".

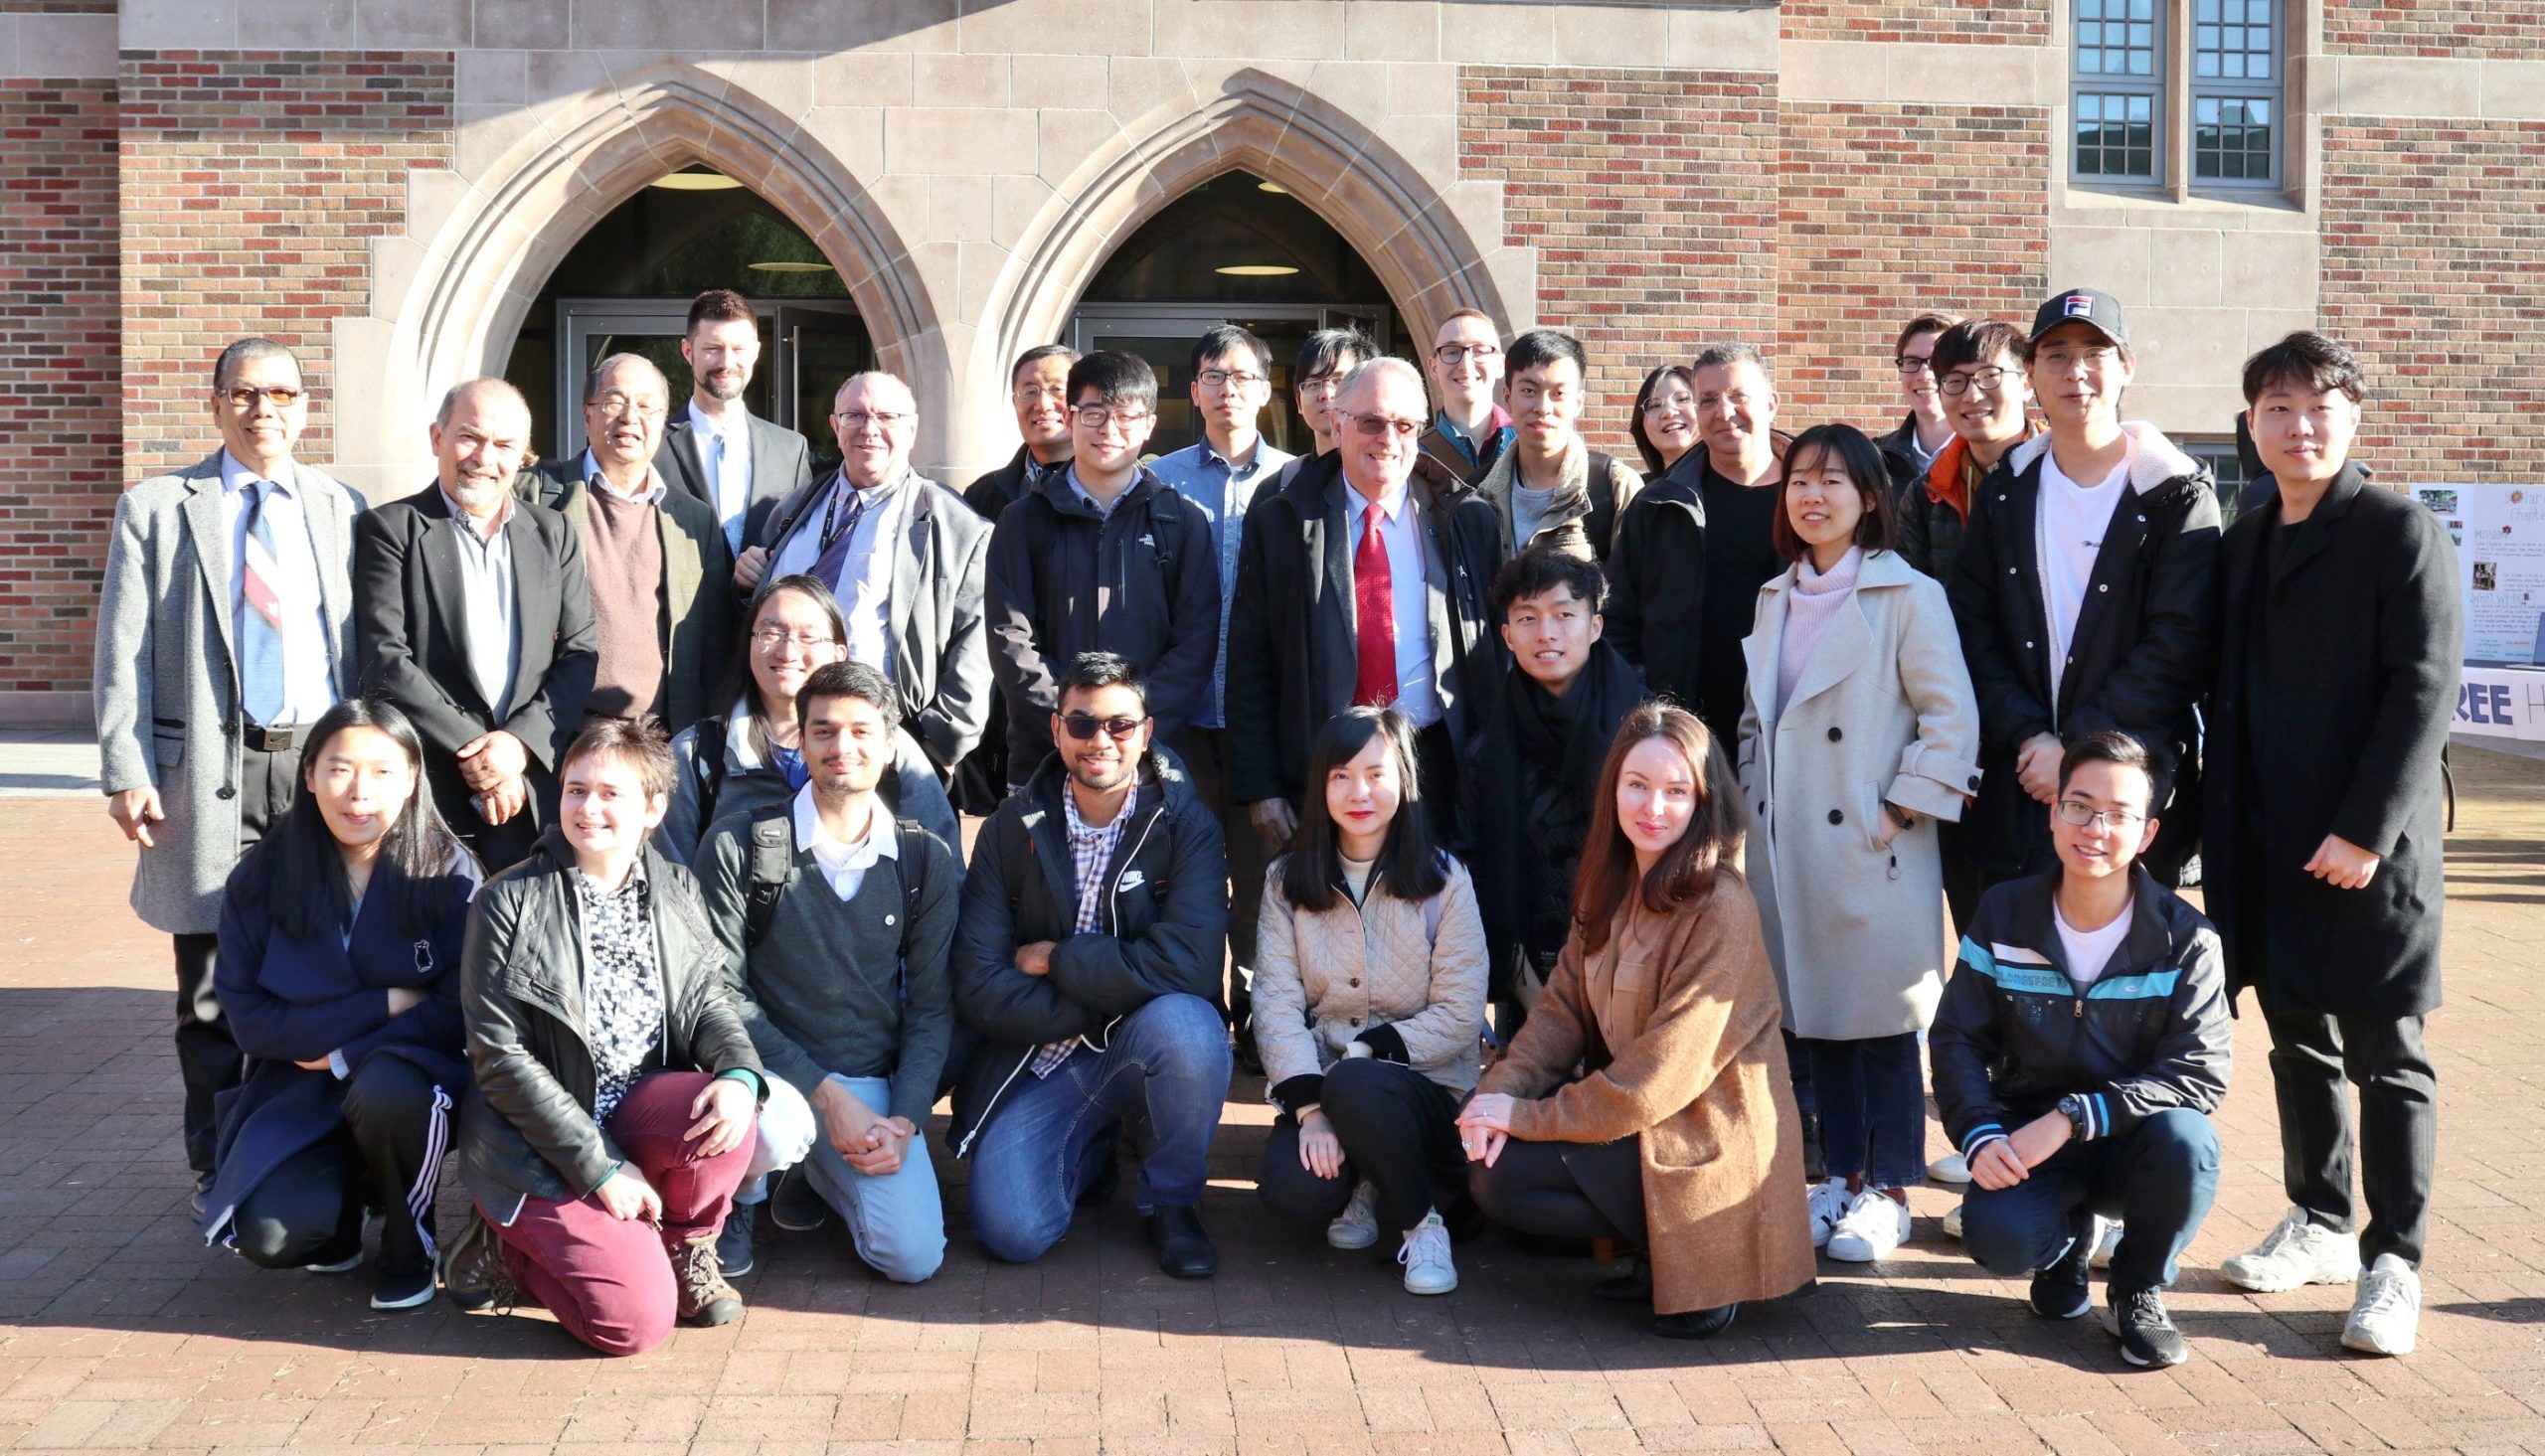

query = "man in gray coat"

[{"left": 94, "top": 337, "right": 366, "bottom": 1211}]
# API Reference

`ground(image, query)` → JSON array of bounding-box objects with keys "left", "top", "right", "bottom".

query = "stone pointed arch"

[
  {"left": 980, "top": 68, "right": 1507, "bottom": 391},
  {"left": 385, "top": 59, "right": 945, "bottom": 462}
]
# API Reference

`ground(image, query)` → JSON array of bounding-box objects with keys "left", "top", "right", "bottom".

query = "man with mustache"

[
  {"left": 650, "top": 289, "right": 812, "bottom": 589},
  {"left": 354, "top": 378, "right": 597, "bottom": 871}
]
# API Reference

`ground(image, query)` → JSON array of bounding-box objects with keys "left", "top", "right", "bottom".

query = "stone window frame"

[{"left": 2065, "top": 0, "right": 2303, "bottom": 203}]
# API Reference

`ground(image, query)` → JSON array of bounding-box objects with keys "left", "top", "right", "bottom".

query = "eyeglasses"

[
  {"left": 1060, "top": 712, "right": 1145, "bottom": 741},
  {"left": 1639, "top": 391, "right": 1696, "bottom": 416},
  {"left": 1297, "top": 372, "right": 1350, "bottom": 397},
  {"left": 1011, "top": 383, "right": 1069, "bottom": 404},
  {"left": 2055, "top": 799, "right": 2146, "bottom": 831},
  {"left": 1072, "top": 404, "right": 1152, "bottom": 432},
  {"left": 1195, "top": 369, "right": 1267, "bottom": 392},
  {"left": 223, "top": 385, "right": 304, "bottom": 409},
  {"left": 832, "top": 409, "right": 913, "bottom": 430},
  {"left": 751, "top": 626, "right": 835, "bottom": 652},
  {"left": 1433, "top": 342, "right": 1500, "bottom": 366},
  {"left": 2037, "top": 344, "right": 2121, "bottom": 374},
  {"left": 1895, "top": 356, "right": 1937, "bottom": 376},
  {"left": 1939, "top": 367, "right": 2018, "bottom": 398},
  {"left": 594, "top": 393, "right": 667, "bottom": 420},
  {"left": 1345, "top": 412, "right": 1424, "bottom": 440}
]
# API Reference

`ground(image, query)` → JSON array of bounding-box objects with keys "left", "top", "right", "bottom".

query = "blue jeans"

[
  {"left": 1961, "top": 1107, "right": 2222, "bottom": 1293},
  {"left": 966, "top": 993, "right": 1233, "bottom": 1263},
  {"left": 738, "top": 1073, "right": 944, "bottom": 1283},
  {"left": 1799, "top": 1032, "right": 1927, "bottom": 1190}
]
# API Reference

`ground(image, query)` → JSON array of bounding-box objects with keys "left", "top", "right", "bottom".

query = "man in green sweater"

[{"left": 697, "top": 661, "right": 961, "bottom": 1281}]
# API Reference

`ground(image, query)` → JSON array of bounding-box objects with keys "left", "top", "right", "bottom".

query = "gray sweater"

[{"left": 695, "top": 808, "right": 962, "bottom": 1125}]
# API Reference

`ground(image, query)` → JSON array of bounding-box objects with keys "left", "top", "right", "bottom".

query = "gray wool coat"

[
  {"left": 1737, "top": 548, "right": 1981, "bottom": 1042},
  {"left": 94, "top": 451, "right": 365, "bottom": 934}
]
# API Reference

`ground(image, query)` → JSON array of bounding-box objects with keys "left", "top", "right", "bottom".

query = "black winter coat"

[
  {"left": 984, "top": 465, "right": 1220, "bottom": 776},
  {"left": 1931, "top": 865, "right": 2231, "bottom": 1160},
  {"left": 2204, "top": 464, "right": 2460, "bottom": 1018},
  {"left": 1604, "top": 447, "right": 1707, "bottom": 712},
  {"left": 963, "top": 443, "right": 1063, "bottom": 524},
  {"left": 1947, "top": 425, "right": 2220, "bottom": 883},
  {"left": 1222, "top": 449, "right": 1505, "bottom": 808},
  {"left": 455, "top": 832, "right": 764, "bottom": 1215},
  {"left": 946, "top": 748, "right": 1229, "bottom": 1157}
]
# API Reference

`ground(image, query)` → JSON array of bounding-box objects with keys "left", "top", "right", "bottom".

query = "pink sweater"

[{"left": 1774, "top": 546, "right": 1862, "bottom": 720}]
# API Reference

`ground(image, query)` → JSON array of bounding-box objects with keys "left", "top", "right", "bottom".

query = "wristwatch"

[{"left": 2056, "top": 1093, "right": 2091, "bottom": 1140}]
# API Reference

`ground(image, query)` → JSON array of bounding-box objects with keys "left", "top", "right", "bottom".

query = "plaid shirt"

[{"left": 1028, "top": 786, "right": 1130, "bottom": 1077}]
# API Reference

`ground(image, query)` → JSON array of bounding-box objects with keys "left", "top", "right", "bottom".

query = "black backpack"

[
  {"left": 1585, "top": 450, "right": 1623, "bottom": 558},
  {"left": 742, "top": 803, "right": 934, "bottom": 960}
]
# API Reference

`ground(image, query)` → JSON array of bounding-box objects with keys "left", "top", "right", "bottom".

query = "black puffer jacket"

[
  {"left": 1930, "top": 865, "right": 2230, "bottom": 1160},
  {"left": 455, "top": 831, "right": 764, "bottom": 1215},
  {"left": 1947, "top": 424, "right": 2220, "bottom": 883},
  {"left": 946, "top": 747, "right": 1229, "bottom": 1158}
]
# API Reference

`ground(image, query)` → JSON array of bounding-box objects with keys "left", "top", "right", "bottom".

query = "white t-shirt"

[
  {"left": 2053, "top": 895, "right": 2133, "bottom": 987},
  {"left": 2036, "top": 442, "right": 2131, "bottom": 714}
]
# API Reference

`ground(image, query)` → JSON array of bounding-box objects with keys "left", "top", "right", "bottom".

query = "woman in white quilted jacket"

[{"left": 1250, "top": 707, "right": 1489, "bottom": 1296}]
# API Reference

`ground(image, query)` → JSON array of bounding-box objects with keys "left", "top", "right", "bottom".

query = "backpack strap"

[
  {"left": 1585, "top": 450, "right": 1620, "bottom": 556},
  {"left": 1423, "top": 890, "right": 1444, "bottom": 944},
  {"left": 695, "top": 726, "right": 732, "bottom": 834},
  {"left": 742, "top": 804, "right": 793, "bottom": 950}
]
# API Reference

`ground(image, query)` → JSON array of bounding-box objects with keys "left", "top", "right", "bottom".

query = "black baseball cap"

[{"left": 2030, "top": 287, "right": 2129, "bottom": 349}]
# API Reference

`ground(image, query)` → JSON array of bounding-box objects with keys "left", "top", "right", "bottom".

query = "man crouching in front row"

[{"left": 1932, "top": 730, "right": 2230, "bottom": 1369}]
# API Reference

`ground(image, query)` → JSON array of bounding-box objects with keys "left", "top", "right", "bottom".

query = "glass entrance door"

[
  {"left": 1070, "top": 304, "right": 1393, "bottom": 460},
  {"left": 553, "top": 298, "right": 869, "bottom": 464}
]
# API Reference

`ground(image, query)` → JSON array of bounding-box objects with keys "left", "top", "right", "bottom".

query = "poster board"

[{"left": 2413, "top": 484, "right": 2545, "bottom": 666}]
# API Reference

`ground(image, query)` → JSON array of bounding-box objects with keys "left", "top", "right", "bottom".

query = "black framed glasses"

[
  {"left": 1939, "top": 367, "right": 2018, "bottom": 398},
  {"left": 2056, "top": 798, "right": 2146, "bottom": 831}
]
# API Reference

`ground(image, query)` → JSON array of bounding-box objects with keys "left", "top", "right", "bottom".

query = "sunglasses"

[{"left": 1060, "top": 713, "right": 1145, "bottom": 741}]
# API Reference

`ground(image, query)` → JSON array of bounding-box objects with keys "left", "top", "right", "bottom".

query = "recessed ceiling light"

[
  {"left": 748, "top": 260, "right": 834, "bottom": 273},
  {"left": 1257, "top": 181, "right": 1289, "bottom": 195},
  {"left": 1215, "top": 264, "right": 1299, "bottom": 276},
  {"left": 651, "top": 170, "right": 742, "bottom": 191}
]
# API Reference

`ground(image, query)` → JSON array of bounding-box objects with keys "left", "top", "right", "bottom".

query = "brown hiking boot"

[
  {"left": 438, "top": 1210, "right": 517, "bottom": 1315},
  {"left": 672, "top": 1235, "right": 744, "bottom": 1326}
]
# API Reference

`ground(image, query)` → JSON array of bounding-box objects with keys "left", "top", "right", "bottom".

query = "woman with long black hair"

[
  {"left": 201, "top": 697, "right": 478, "bottom": 1311},
  {"left": 1251, "top": 707, "right": 1488, "bottom": 1296}
]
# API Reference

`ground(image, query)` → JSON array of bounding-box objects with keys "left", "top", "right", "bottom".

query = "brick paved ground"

[{"left": 1, "top": 749, "right": 2539, "bottom": 1455}]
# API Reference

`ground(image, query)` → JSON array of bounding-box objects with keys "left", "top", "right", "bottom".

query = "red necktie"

[{"left": 1353, "top": 502, "right": 1398, "bottom": 707}]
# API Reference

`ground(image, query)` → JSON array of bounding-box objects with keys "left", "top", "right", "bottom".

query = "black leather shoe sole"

[{"left": 1653, "top": 1303, "right": 1739, "bottom": 1340}]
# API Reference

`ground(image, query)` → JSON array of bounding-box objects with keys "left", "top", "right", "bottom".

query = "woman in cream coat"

[{"left": 1738, "top": 423, "right": 1979, "bottom": 1265}]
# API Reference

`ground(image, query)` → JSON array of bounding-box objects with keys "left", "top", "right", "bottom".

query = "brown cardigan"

[{"left": 1479, "top": 874, "right": 1816, "bottom": 1314}]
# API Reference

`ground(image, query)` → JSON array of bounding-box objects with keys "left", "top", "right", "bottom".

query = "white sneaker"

[
  {"left": 1942, "top": 1199, "right": 1963, "bottom": 1240},
  {"left": 2089, "top": 1216, "right": 2122, "bottom": 1271},
  {"left": 2220, "top": 1208, "right": 2362, "bottom": 1292},
  {"left": 1397, "top": 1210, "right": 1457, "bottom": 1295},
  {"left": 2341, "top": 1254, "right": 2421, "bottom": 1356},
  {"left": 1825, "top": 1189, "right": 1911, "bottom": 1262},
  {"left": 1928, "top": 1152, "right": 1971, "bottom": 1185},
  {"left": 1327, "top": 1181, "right": 1379, "bottom": 1250},
  {"left": 1806, "top": 1178, "right": 1851, "bottom": 1249}
]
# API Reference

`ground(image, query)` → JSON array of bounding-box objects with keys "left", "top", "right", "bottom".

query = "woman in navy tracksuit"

[{"left": 201, "top": 698, "right": 477, "bottom": 1311}]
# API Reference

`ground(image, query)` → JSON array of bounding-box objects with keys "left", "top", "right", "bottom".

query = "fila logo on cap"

[{"left": 2063, "top": 293, "right": 2098, "bottom": 318}]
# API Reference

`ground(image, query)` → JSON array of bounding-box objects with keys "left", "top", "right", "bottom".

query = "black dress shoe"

[
  {"left": 1653, "top": 1303, "right": 1739, "bottom": 1340},
  {"left": 1144, "top": 1206, "right": 1218, "bottom": 1279},
  {"left": 1592, "top": 1254, "right": 1652, "bottom": 1303}
]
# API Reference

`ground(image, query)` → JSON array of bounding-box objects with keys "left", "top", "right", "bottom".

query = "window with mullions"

[{"left": 2070, "top": 0, "right": 2284, "bottom": 193}]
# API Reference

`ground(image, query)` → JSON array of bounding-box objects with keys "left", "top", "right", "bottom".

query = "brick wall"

[
  {"left": 0, "top": 79, "right": 117, "bottom": 696},
  {"left": 2325, "top": 0, "right": 2543, "bottom": 62},
  {"left": 1773, "top": 102, "right": 2051, "bottom": 432},
  {"left": 2319, "top": 118, "right": 2545, "bottom": 485},
  {"left": 1456, "top": 66, "right": 1782, "bottom": 458},
  {"left": 119, "top": 51, "right": 453, "bottom": 479},
  {"left": 1780, "top": 0, "right": 2048, "bottom": 46}
]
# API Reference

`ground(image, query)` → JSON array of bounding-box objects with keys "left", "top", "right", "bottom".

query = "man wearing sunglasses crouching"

[
  {"left": 1932, "top": 731, "right": 2231, "bottom": 1370},
  {"left": 947, "top": 651, "right": 1232, "bottom": 1276}
]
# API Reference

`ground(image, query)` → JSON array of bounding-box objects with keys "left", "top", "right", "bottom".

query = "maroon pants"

[{"left": 483, "top": 1071, "right": 757, "bottom": 1356}]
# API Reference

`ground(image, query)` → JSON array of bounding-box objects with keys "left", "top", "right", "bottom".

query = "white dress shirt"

[
  {"left": 791, "top": 781, "right": 898, "bottom": 901},
  {"left": 217, "top": 450, "right": 337, "bottom": 725},
  {"left": 1344, "top": 481, "right": 1442, "bottom": 728},
  {"left": 689, "top": 401, "right": 754, "bottom": 556},
  {"left": 767, "top": 466, "right": 916, "bottom": 681}
]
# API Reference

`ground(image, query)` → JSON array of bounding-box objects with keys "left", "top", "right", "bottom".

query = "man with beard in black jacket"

[
  {"left": 1460, "top": 550, "right": 1642, "bottom": 1034},
  {"left": 1223, "top": 357, "right": 1504, "bottom": 855},
  {"left": 946, "top": 653, "right": 1232, "bottom": 1278},
  {"left": 1948, "top": 289, "right": 2219, "bottom": 887}
]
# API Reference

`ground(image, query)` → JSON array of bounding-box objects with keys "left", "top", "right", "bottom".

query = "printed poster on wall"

[{"left": 2415, "top": 484, "right": 2545, "bottom": 666}]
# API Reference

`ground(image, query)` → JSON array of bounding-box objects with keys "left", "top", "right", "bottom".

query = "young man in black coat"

[
  {"left": 1948, "top": 289, "right": 2220, "bottom": 888},
  {"left": 946, "top": 653, "right": 1232, "bottom": 1277},
  {"left": 2206, "top": 333, "right": 2462, "bottom": 1359}
]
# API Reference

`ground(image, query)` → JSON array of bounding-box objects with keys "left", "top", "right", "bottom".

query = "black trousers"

[
  {"left": 2260, "top": 991, "right": 2436, "bottom": 1266},
  {"left": 1257, "top": 1059, "right": 1468, "bottom": 1236},
  {"left": 172, "top": 735, "right": 300, "bottom": 1174},
  {"left": 231, "top": 1056, "right": 446, "bottom": 1277},
  {"left": 1168, "top": 724, "right": 1271, "bottom": 1027},
  {"left": 1468, "top": 1133, "right": 1647, "bottom": 1246}
]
